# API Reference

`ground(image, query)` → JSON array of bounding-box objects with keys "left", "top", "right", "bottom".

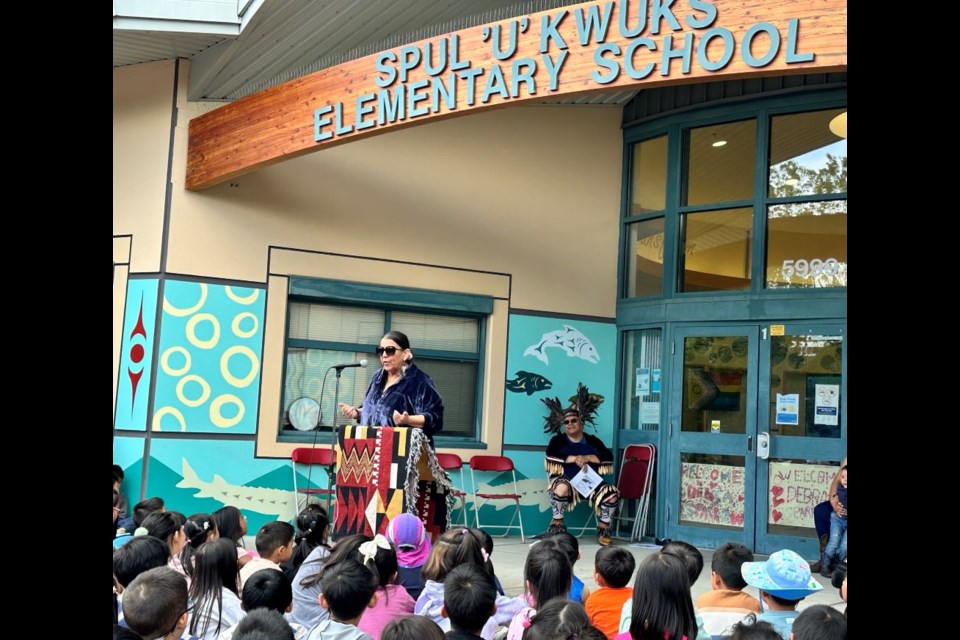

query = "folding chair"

[
  {"left": 614, "top": 444, "right": 656, "bottom": 541},
  {"left": 435, "top": 452, "right": 470, "bottom": 527},
  {"left": 291, "top": 447, "right": 337, "bottom": 515},
  {"left": 469, "top": 455, "right": 525, "bottom": 541}
]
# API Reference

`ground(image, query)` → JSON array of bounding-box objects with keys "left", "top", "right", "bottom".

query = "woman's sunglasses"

[{"left": 376, "top": 346, "right": 402, "bottom": 356}]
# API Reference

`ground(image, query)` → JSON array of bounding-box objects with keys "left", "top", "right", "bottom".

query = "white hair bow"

[{"left": 358, "top": 534, "right": 391, "bottom": 564}]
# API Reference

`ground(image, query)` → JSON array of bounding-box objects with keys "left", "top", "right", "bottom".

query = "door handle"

[
  {"left": 757, "top": 432, "right": 770, "bottom": 460},
  {"left": 747, "top": 436, "right": 752, "bottom": 452}
]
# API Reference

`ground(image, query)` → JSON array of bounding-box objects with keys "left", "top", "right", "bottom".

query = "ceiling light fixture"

[
  {"left": 711, "top": 137, "right": 728, "bottom": 148},
  {"left": 829, "top": 111, "right": 847, "bottom": 138}
]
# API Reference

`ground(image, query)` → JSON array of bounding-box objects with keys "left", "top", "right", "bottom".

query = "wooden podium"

[{"left": 332, "top": 425, "right": 455, "bottom": 539}]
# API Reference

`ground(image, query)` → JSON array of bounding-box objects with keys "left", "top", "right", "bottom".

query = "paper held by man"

[{"left": 570, "top": 465, "right": 603, "bottom": 498}]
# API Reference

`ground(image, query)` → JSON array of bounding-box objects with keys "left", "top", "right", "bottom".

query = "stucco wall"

[
  {"left": 113, "top": 60, "right": 175, "bottom": 274},
  {"left": 167, "top": 60, "right": 623, "bottom": 317}
]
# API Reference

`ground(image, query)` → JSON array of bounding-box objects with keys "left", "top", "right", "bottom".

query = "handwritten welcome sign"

[
  {"left": 767, "top": 461, "right": 837, "bottom": 527},
  {"left": 680, "top": 461, "right": 745, "bottom": 526},
  {"left": 186, "top": 0, "right": 847, "bottom": 189}
]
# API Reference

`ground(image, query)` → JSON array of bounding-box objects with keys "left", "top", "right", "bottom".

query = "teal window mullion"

[
  {"left": 665, "top": 122, "right": 685, "bottom": 297},
  {"left": 751, "top": 108, "right": 771, "bottom": 294}
]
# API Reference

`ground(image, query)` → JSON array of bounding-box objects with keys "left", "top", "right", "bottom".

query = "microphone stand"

[{"left": 327, "top": 366, "right": 344, "bottom": 518}]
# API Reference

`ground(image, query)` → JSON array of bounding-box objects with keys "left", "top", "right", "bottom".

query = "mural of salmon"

[
  {"left": 462, "top": 476, "right": 553, "bottom": 511},
  {"left": 523, "top": 325, "right": 600, "bottom": 365},
  {"left": 176, "top": 458, "right": 298, "bottom": 522},
  {"left": 506, "top": 371, "right": 553, "bottom": 395}
]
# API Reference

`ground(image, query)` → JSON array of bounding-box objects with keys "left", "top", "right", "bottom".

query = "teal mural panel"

[
  {"left": 153, "top": 281, "right": 265, "bottom": 434},
  {"left": 116, "top": 279, "right": 160, "bottom": 430},
  {"left": 147, "top": 438, "right": 296, "bottom": 533},
  {"left": 114, "top": 435, "right": 147, "bottom": 505},
  {"left": 504, "top": 315, "right": 617, "bottom": 446}
]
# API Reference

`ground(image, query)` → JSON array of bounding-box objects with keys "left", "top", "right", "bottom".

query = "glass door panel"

[
  {"left": 670, "top": 326, "right": 759, "bottom": 550},
  {"left": 755, "top": 323, "right": 846, "bottom": 556}
]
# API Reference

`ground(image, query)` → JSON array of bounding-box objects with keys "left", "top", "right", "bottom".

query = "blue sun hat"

[{"left": 741, "top": 549, "right": 823, "bottom": 600}]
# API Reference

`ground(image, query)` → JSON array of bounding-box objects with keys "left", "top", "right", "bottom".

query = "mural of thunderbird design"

[{"left": 152, "top": 280, "right": 266, "bottom": 434}]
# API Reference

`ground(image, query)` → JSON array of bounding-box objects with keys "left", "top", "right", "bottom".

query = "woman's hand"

[
  {"left": 392, "top": 410, "right": 422, "bottom": 428},
  {"left": 830, "top": 495, "right": 846, "bottom": 516},
  {"left": 338, "top": 403, "right": 360, "bottom": 420}
]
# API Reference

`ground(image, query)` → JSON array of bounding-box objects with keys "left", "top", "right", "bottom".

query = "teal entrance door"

[
  {"left": 667, "top": 324, "right": 845, "bottom": 555},
  {"left": 754, "top": 322, "right": 845, "bottom": 559}
]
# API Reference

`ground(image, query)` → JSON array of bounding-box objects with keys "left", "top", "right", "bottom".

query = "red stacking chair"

[
  {"left": 435, "top": 452, "right": 470, "bottom": 527},
  {"left": 291, "top": 447, "right": 337, "bottom": 515},
  {"left": 614, "top": 444, "right": 656, "bottom": 541},
  {"left": 469, "top": 455, "right": 525, "bottom": 541}
]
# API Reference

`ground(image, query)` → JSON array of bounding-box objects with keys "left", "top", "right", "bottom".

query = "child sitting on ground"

[
  {"left": 240, "top": 521, "right": 295, "bottom": 587},
  {"left": 231, "top": 609, "right": 296, "bottom": 640},
  {"left": 289, "top": 534, "right": 370, "bottom": 630},
  {"left": 416, "top": 528, "right": 525, "bottom": 640},
  {"left": 189, "top": 538, "right": 246, "bottom": 638},
  {"left": 506, "top": 538, "right": 573, "bottom": 640},
  {"left": 543, "top": 531, "right": 591, "bottom": 604},
  {"left": 789, "top": 604, "right": 846, "bottom": 640},
  {"left": 381, "top": 616, "right": 446, "bottom": 640},
  {"left": 114, "top": 567, "right": 190, "bottom": 640},
  {"left": 283, "top": 505, "right": 330, "bottom": 583},
  {"left": 386, "top": 513, "right": 431, "bottom": 601},
  {"left": 357, "top": 534, "right": 416, "bottom": 640},
  {"left": 218, "top": 568, "right": 309, "bottom": 640},
  {"left": 305, "top": 559, "right": 380, "bottom": 640},
  {"left": 442, "top": 564, "right": 498, "bottom": 640},
  {"left": 585, "top": 546, "right": 635, "bottom": 639},
  {"left": 696, "top": 542, "right": 761, "bottom": 613},
  {"left": 741, "top": 550, "right": 823, "bottom": 640},
  {"left": 214, "top": 505, "right": 256, "bottom": 568}
]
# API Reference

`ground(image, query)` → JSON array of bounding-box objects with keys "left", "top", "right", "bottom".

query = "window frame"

[
  {"left": 277, "top": 278, "right": 491, "bottom": 444},
  {"left": 619, "top": 89, "right": 847, "bottom": 302}
]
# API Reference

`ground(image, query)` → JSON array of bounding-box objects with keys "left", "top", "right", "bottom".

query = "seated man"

[{"left": 542, "top": 383, "right": 620, "bottom": 546}]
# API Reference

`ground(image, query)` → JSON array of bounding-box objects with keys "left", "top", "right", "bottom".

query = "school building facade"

[{"left": 113, "top": 0, "right": 847, "bottom": 556}]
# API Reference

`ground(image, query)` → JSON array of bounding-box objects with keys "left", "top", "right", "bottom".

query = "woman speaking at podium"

[{"left": 338, "top": 330, "right": 444, "bottom": 445}]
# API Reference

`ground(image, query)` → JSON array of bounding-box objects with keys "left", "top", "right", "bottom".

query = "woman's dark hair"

[
  {"left": 291, "top": 505, "right": 330, "bottom": 571},
  {"left": 189, "top": 538, "right": 240, "bottom": 637},
  {"left": 525, "top": 543, "right": 573, "bottom": 608},
  {"left": 299, "top": 534, "right": 371, "bottom": 589},
  {"left": 212, "top": 506, "right": 245, "bottom": 546},
  {"left": 381, "top": 614, "right": 446, "bottom": 640},
  {"left": 523, "top": 597, "right": 594, "bottom": 640},
  {"left": 628, "top": 552, "right": 698, "bottom": 640},
  {"left": 421, "top": 528, "right": 486, "bottom": 582},
  {"left": 138, "top": 512, "right": 181, "bottom": 556},
  {"left": 382, "top": 331, "right": 411, "bottom": 350},
  {"left": 180, "top": 513, "right": 217, "bottom": 577}
]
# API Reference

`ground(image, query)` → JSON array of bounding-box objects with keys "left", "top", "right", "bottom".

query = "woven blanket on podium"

[{"left": 333, "top": 425, "right": 454, "bottom": 538}]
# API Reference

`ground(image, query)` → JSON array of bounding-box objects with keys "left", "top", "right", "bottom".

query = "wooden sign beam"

[{"left": 186, "top": 0, "right": 847, "bottom": 190}]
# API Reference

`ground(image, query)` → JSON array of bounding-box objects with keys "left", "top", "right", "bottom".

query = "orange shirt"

[
  {"left": 586, "top": 586, "right": 634, "bottom": 640},
  {"left": 695, "top": 588, "right": 761, "bottom": 613}
]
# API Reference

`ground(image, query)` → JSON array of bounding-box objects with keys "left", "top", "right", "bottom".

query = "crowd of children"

[{"left": 113, "top": 473, "right": 846, "bottom": 640}]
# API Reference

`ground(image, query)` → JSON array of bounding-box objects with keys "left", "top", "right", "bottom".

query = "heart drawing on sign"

[
  {"left": 771, "top": 485, "right": 784, "bottom": 497},
  {"left": 772, "top": 495, "right": 785, "bottom": 507},
  {"left": 772, "top": 509, "right": 783, "bottom": 523}
]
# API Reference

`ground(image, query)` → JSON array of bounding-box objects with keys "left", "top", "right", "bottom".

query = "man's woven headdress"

[{"left": 541, "top": 382, "right": 604, "bottom": 434}]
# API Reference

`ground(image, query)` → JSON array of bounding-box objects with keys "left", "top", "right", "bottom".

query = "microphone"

[{"left": 332, "top": 359, "right": 368, "bottom": 370}]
